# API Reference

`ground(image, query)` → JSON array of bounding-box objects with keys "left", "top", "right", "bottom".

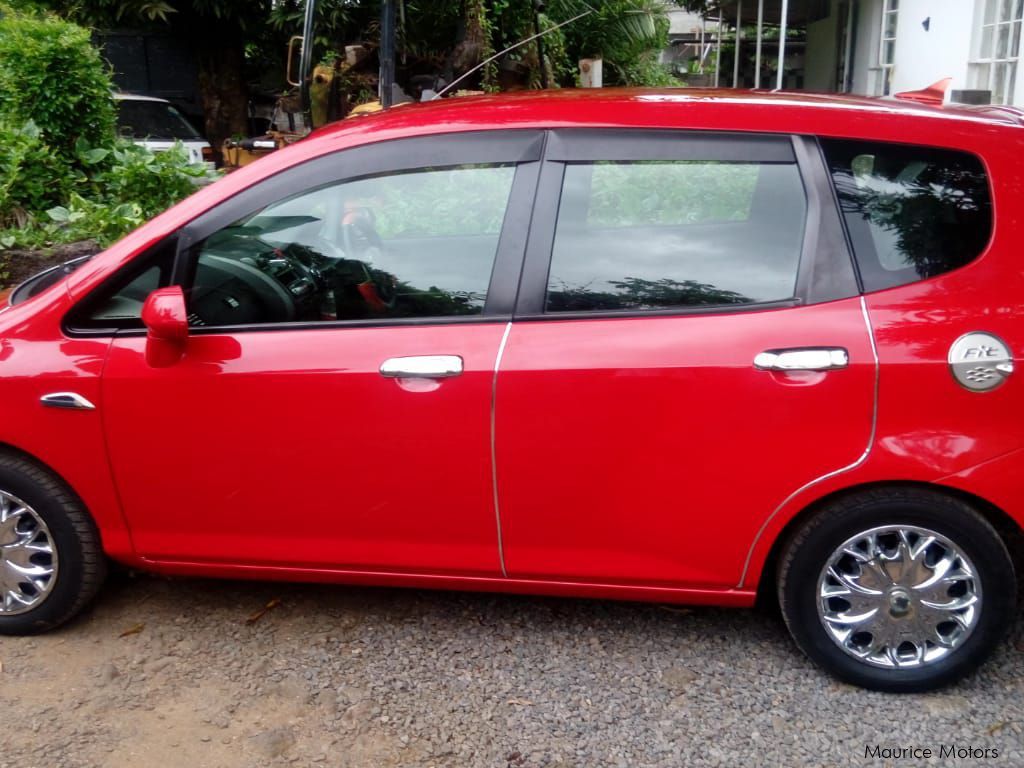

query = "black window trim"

[
  {"left": 64, "top": 129, "right": 545, "bottom": 337},
  {"left": 513, "top": 128, "right": 859, "bottom": 321}
]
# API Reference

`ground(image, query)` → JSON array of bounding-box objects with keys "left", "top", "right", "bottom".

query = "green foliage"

[
  {"left": 369, "top": 163, "right": 515, "bottom": 238},
  {"left": 0, "top": 120, "right": 72, "bottom": 226},
  {"left": 266, "top": 0, "right": 680, "bottom": 92},
  {"left": 585, "top": 161, "right": 759, "bottom": 228},
  {"left": 88, "top": 141, "right": 207, "bottom": 220},
  {"left": 5, "top": 141, "right": 212, "bottom": 248},
  {"left": 44, "top": 193, "right": 145, "bottom": 246},
  {"left": 616, "top": 50, "right": 676, "bottom": 87},
  {"left": 0, "top": 4, "right": 116, "bottom": 161},
  {"left": 0, "top": 6, "right": 212, "bottom": 254},
  {"left": 545, "top": 0, "right": 677, "bottom": 86}
]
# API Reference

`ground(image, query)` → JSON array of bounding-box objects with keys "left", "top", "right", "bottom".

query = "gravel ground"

[{"left": 1, "top": 571, "right": 1022, "bottom": 768}]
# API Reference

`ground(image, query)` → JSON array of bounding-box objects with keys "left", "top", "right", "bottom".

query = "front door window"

[{"left": 188, "top": 164, "right": 517, "bottom": 327}]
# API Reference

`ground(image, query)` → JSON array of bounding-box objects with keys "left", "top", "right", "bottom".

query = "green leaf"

[
  {"left": 46, "top": 206, "right": 70, "bottom": 223},
  {"left": 81, "top": 148, "right": 110, "bottom": 164}
]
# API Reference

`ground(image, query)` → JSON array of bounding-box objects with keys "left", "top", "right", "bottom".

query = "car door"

[
  {"left": 494, "top": 130, "right": 876, "bottom": 589},
  {"left": 88, "top": 131, "right": 541, "bottom": 575}
]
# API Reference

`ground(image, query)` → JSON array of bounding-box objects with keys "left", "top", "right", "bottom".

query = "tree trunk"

[{"left": 190, "top": 23, "right": 249, "bottom": 155}]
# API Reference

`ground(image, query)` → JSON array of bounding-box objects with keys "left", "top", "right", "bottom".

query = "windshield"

[{"left": 117, "top": 100, "right": 203, "bottom": 141}]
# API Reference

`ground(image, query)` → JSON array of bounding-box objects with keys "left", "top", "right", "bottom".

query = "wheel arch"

[
  {"left": 0, "top": 439, "right": 134, "bottom": 560},
  {"left": 754, "top": 480, "right": 1024, "bottom": 604}
]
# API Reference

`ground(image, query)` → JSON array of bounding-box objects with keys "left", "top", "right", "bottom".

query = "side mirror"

[{"left": 142, "top": 286, "right": 189, "bottom": 367}]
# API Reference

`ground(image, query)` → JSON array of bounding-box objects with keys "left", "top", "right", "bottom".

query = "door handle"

[
  {"left": 754, "top": 348, "right": 849, "bottom": 372},
  {"left": 380, "top": 355, "right": 464, "bottom": 379},
  {"left": 40, "top": 392, "right": 96, "bottom": 410}
]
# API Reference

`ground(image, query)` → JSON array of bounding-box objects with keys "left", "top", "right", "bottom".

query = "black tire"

[
  {"left": 0, "top": 452, "right": 106, "bottom": 634},
  {"left": 777, "top": 487, "right": 1016, "bottom": 692}
]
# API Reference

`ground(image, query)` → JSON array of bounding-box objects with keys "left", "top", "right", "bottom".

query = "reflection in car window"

[
  {"left": 545, "top": 161, "right": 806, "bottom": 312},
  {"left": 820, "top": 139, "right": 993, "bottom": 293},
  {"left": 187, "top": 164, "right": 516, "bottom": 327}
]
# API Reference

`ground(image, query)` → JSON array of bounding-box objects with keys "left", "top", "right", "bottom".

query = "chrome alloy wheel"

[
  {"left": 817, "top": 525, "right": 981, "bottom": 669},
  {"left": 0, "top": 489, "right": 58, "bottom": 614}
]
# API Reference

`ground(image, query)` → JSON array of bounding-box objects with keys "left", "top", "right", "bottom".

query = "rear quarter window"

[{"left": 820, "top": 139, "right": 993, "bottom": 293}]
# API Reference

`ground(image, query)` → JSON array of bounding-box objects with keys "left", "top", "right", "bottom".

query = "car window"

[
  {"left": 820, "top": 139, "right": 993, "bottom": 293},
  {"left": 116, "top": 99, "right": 203, "bottom": 141},
  {"left": 186, "top": 163, "right": 516, "bottom": 327},
  {"left": 72, "top": 238, "right": 176, "bottom": 329},
  {"left": 545, "top": 161, "right": 807, "bottom": 312}
]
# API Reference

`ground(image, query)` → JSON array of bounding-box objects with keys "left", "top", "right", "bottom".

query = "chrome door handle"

[
  {"left": 40, "top": 392, "right": 96, "bottom": 410},
  {"left": 380, "top": 355, "right": 463, "bottom": 379},
  {"left": 754, "top": 348, "right": 849, "bottom": 372}
]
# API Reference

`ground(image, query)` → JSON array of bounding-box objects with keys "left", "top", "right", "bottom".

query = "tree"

[
  {"left": 41, "top": 0, "right": 687, "bottom": 152},
  {"left": 50, "top": 0, "right": 262, "bottom": 151}
]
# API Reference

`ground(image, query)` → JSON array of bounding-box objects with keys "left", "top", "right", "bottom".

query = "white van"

[{"left": 113, "top": 93, "right": 211, "bottom": 166}]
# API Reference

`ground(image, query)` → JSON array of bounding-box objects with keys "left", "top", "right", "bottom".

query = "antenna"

[{"left": 432, "top": 8, "right": 593, "bottom": 99}]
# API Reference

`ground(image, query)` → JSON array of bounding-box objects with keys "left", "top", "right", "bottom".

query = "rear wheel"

[
  {"left": 777, "top": 488, "right": 1016, "bottom": 692},
  {"left": 0, "top": 453, "right": 105, "bottom": 634}
]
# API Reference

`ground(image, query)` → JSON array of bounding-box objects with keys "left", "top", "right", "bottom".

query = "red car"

[{"left": 1, "top": 89, "right": 1020, "bottom": 692}]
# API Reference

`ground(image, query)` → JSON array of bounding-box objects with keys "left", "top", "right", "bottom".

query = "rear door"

[{"left": 494, "top": 130, "right": 876, "bottom": 589}]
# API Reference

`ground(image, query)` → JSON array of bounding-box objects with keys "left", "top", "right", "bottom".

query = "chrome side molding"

[{"left": 40, "top": 392, "right": 97, "bottom": 411}]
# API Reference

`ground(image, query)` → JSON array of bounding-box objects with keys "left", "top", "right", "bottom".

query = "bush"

[
  {"left": 0, "top": 6, "right": 214, "bottom": 259},
  {"left": 0, "top": 5, "right": 116, "bottom": 162},
  {"left": 90, "top": 142, "right": 208, "bottom": 220},
  {"left": 37, "top": 142, "right": 209, "bottom": 246},
  {"left": 0, "top": 119, "right": 72, "bottom": 226}
]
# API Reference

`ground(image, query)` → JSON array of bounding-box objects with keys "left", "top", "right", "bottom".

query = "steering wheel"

[{"left": 339, "top": 208, "right": 395, "bottom": 309}]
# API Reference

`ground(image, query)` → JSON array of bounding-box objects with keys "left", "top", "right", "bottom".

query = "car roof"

[{"left": 313, "top": 87, "right": 1023, "bottom": 144}]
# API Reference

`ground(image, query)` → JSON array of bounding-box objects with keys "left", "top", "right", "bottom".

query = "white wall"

[
  {"left": 888, "top": 0, "right": 974, "bottom": 95},
  {"left": 850, "top": 0, "right": 884, "bottom": 95},
  {"left": 666, "top": 9, "right": 708, "bottom": 36}
]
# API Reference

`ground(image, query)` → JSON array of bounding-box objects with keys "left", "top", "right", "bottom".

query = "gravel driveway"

[{"left": 2, "top": 571, "right": 1022, "bottom": 767}]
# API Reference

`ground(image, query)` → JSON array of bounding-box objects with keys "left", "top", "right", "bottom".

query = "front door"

[
  {"left": 94, "top": 133, "right": 541, "bottom": 574},
  {"left": 495, "top": 131, "right": 876, "bottom": 589}
]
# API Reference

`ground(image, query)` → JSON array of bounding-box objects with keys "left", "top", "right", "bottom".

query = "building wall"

[
  {"left": 887, "top": 0, "right": 974, "bottom": 95},
  {"left": 849, "top": 0, "right": 883, "bottom": 95},
  {"left": 812, "top": 0, "right": 1002, "bottom": 102}
]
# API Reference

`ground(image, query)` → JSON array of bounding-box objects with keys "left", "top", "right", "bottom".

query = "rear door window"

[
  {"left": 820, "top": 139, "right": 993, "bottom": 292},
  {"left": 545, "top": 159, "right": 807, "bottom": 312}
]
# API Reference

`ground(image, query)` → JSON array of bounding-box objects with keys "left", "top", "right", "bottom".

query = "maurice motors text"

[{"left": 865, "top": 745, "right": 999, "bottom": 760}]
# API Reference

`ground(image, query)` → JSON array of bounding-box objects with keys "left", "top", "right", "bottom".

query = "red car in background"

[{"left": 1, "top": 89, "right": 1021, "bottom": 692}]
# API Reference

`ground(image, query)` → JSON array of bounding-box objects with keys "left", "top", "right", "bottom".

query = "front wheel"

[
  {"left": 0, "top": 453, "right": 106, "bottom": 634},
  {"left": 777, "top": 488, "right": 1016, "bottom": 692}
]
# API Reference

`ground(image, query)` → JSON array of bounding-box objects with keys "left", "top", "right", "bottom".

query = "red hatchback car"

[{"left": 1, "top": 89, "right": 1020, "bottom": 691}]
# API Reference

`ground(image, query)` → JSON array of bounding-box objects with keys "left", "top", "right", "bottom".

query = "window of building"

[
  {"left": 877, "top": 0, "right": 899, "bottom": 95},
  {"left": 970, "top": 0, "right": 1023, "bottom": 105}
]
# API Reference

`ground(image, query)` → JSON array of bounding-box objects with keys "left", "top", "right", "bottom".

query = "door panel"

[
  {"left": 92, "top": 137, "right": 539, "bottom": 576},
  {"left": 495, "top": 299, "right": 875, "bottom": 588},
  {"left": 495, "top": 130, "right": 870, "bottom": 590},
  {"left": 103, "top": 323, "right": 505, "bottom": 574}
]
